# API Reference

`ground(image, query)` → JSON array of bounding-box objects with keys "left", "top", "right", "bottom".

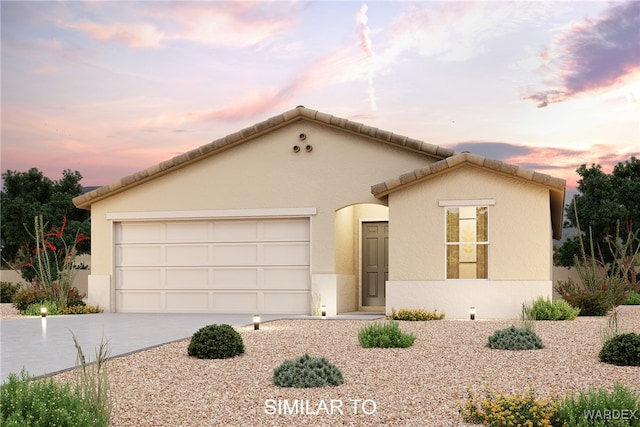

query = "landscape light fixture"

[
  {"left": 253, "top": 314, "right": 260, "bottom": 330},
  {"left": 321, "top": 304, "right": 327, "bottom": 319},
  {"left": 40, "top": 306, "right": 47, "bottom": 318},
  {"left": 469, "top": 307, "right": 476, "bottom": 321}
]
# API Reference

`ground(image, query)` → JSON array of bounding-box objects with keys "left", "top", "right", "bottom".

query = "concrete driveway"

[{"left": 0, "top": 313, "right": 282, "bottom": 382}]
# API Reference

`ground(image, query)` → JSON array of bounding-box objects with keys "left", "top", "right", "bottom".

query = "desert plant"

[
  {"left": 522, "top": 297, "right": 580, "bottom": 321},
  {"left": 623, "top": 290, "right": 640, "bottom": 305},
  {"left": 60, "top": 304, "right": 103, "bottom": 315},
  {"left": 272, "top": 354, "right": 344, "bottom": 388},
  {"left": 599, "top": 332, "right": 640, "bottom": 366},
  {"left": 458, "top": 387, "right": 560, "bottom": 426},
  {"left": 389, "top": 307, "right": 445, "bottom": 321},
  {"left": 557, "top": 382, "right": 640, "bottom": 426},
  {"left": 11, "top": 285, "right": 49, "bottom": 311},
  {"left": 310, "top": 293, "right": 322, "bottom": 316},
  {"left": 487, "top": 325, "right": 544, "bottom": 350},
  {"left": 22, "top": 300, "right": 59, "bottom": 316},
  {"left": 0, "top": 281, "right": 21, "bottom": 303},
  {"left": 187, "top": 324, "right": 245, "bottom": 359},
  {"left": 556, "top": 278, "right": 613, "bottom": 316},
  {"left": 0, "top": 369, "right": 108, "bottom": 427},
  {"left": 70, "top": 331, "right": 112, "bottom": 425},
  {"left": 358, "top": 320, "right": 416, "bottom": 348}
]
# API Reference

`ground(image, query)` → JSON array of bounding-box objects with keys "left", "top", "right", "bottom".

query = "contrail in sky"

[{"left": 355, "top": 4, "right": 377, "bottom": 111}]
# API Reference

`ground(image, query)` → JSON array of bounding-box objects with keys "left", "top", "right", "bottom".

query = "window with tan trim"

[{"left": 445, "top": 206, "right": 488, "bottom": 279}]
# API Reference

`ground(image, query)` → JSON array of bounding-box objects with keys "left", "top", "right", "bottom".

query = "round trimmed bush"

[
  {"left": 273, "top": 354, "right": 344, "bottom": 388},
  {"left": 487, "top": 326, "right": 544, "bottom": 350},
  {"left": 187, "top": 324, "right": 244, "bottom": 359},
  {"left": 599, "top": 333, "right": 640, "bottom": 366}
]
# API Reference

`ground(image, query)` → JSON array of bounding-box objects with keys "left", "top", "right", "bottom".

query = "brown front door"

[{"left": 362, "top": 221, "right": 388, "bottom": 306}]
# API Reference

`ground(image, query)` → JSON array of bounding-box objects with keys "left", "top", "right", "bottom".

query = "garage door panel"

[
  {"left": 117, "top": 269, "right": 162, "bottom": 289},
  {"left": 263, "top": 219, "right": 310, "bottom": 241},
  {"left": 263, "top": 243, "right": 310, "bottom": 265},
  {"left": 117, "top": 246, "right": 162, "bottom": 266},
  {"left": 213, "top": 244, "right": 258, "bottom": 265},
  {"left": 213, "top": 221, "right": 258, "bottom": 242},
  {"left": 264, "top": 268, "right": 310, "bottom": 289},
  {"left": 117, "top": 223, "right": 163, "bottom": 243},
  {"left": 263, "top": 292, "right": 308, "bottom": 314},
  {"left": 118, "top": 292, "right": 162, "bottom": 311},
  {"left": 212, "top": 268, "right": 258, "bottom": 289},
  {"left": 165, "top": 222, "right": 209, "bottom": 242},
  {"left": 213, "top": 292, "right": 258, "bottom": 312},
  {"left": 166, "top": 245, "right": 209, "bottom": 265},
  {"left": 166, "top": 269, "right": 209, "bottom": 289},
  {"left": 166, "top": 292, "right": 209, "bottom": 311}
]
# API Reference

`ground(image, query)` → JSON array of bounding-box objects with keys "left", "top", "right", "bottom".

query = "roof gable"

[
  {"left": 371, "top": 152, "right": 566, "bottom": 239},
  {"left": 73, "top": 106, "right": 456, "bottom": 209}
]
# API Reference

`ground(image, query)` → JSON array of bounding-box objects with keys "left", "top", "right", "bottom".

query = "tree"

[
  {"left": 556, "top": 157, "right": 640, "bottom": 282},
  {"left": 0, "top": 168, "right": 90, "bottom": 273}
]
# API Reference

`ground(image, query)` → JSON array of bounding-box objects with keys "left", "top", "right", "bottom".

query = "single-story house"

[{"left": 73, "top": 106, "right": 565, "bottom": 318}]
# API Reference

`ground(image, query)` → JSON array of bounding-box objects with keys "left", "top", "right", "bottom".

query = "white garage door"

[{"left": 114, "top": 218, "right": 310, "bottom": 314}]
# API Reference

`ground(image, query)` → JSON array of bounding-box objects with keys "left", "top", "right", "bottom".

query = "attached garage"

[{"left": 113, "top": 217, "right": 311, "bottom": 314}]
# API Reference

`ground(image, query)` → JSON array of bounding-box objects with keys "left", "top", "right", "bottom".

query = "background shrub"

[
  {"left": 0, "top": 282, "right": 21, "bottom": 303},
  {"left": 599, "top": 333, "right": 640, "bottom": 366},
  {"left": 60, "top": 305, "right": 103, "bottom": 315},
  {"left": 187, "top": 324, "right": 245, "bottom": 359},
  {"left": 523, "top": 297, "right": 580, "bottom": 320},
  {"left": 459, "top": 387, "right": 559, "bottom": 426},
  {"left": 22, "top": 300, "right": 59, "bottom": 316},
  {"left": 11, "top": 286, "right": 49, "bottom": 311},
  {"left": 487, "top": 326, "right": 544, "bottom": 350},
  {"left": 0, "top": 369, "right": 109, "bottom": 427},
  {"left": 557, "top": 382, "right": 640, "bottom": 426},
  {"left": 358, "top": 320, "right": 416, "bottom": 348},
  {"left": 272, "top": 354, "right": 343, "bottom": 388},
  {"left": 555, "top": 278, "right": 618, "bottom": 316},
  {"left": 389, "top": 307, "right": 445, "bottom": 321},
  {"left": 623, "top": 291, "right": 640, "bottom": 305}
]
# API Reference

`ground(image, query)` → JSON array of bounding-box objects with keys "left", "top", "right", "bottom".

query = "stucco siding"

[
  {"left": 89, "top": 121, "right": 434, "bottom": 277},
  {"left": 389, "top": 165, "right": 552, "bottom": 281}
]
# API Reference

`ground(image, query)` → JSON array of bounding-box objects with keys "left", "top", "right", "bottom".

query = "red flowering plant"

[{"left": 22, "top": 215, "right": 90, "bottom": 309}]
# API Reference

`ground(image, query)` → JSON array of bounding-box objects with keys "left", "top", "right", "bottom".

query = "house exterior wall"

[
  {"left": 387, "top": 165, "right": 553, "bottom": 318},
  {"left": 88, "top": 121, "right": 434, "bottom": 312}
]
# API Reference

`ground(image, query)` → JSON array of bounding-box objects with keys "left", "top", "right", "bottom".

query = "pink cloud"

[
  {"left": 62, "top": 20, "right": 165, "bottom": 48},
  {"left": 524, "top": 2, "right": 640, "bottom": 107}
]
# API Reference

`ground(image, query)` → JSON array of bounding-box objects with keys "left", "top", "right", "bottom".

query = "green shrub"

[
  {"left": 599, "top": 333, "right": 640, "bottom": 366},
  {"left": 60, "top": 305, "right": 103, "bottom": 315},
  {"left": 22, "top": 300, "right": 59, "bottom": 316},
  {"left": 523, "top": 297, "right": 580, "bottom": 320},
  {"left": 0, "top": 369, "right": 109, "bottom": 427},
  {"left": 187, "top": 324, "right": 245, "bottom": 359},
  {"left": 272, "top": 354, "right": 344, "bottom": 388},
  {"left": 557, "top": 382, "right": 640, "bottom": 426},
  {"left": 358, "top": 320, "right": 416, "bottom": 348},
  {"left": 12, "top": 286, "right": 49, "bottom": 311},
  {"left": 67, "top": 287, "right": 86, "bottom": 307},
  {"left": 389, "top": 307, "right": 445, "bottom": 321},
  {"left": 623, "top": 291, "right": 640, "bottom": 305},
  {"left": 487, "top": 325, "right": 544, "bottom": 350},
  {"left": 0, "top": 282, "right": 21, "bottom": 303},
  {"left": 459, "top": 387, "right": 559, "bottom": 426}
]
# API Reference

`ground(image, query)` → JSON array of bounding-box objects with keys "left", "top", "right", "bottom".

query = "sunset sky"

[{"left": 1, "top": 1, "right": 638, "bottom": 196}]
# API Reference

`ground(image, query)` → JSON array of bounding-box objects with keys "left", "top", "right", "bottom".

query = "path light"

[
  {"left": 253, "top": 314, "right": 260, "bottom": 330},
  {"left": 469, "top": 307, "right": 476, "bottom": 321},
  {"left": 40, "top": 306, "right": 47, "bottom": 318},
  {"left": 321, "top": 304, "right": 327, "bottom": 319}
]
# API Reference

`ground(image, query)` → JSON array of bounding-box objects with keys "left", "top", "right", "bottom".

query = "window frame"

[{"left": 440, "top": 200, "right": 494, "bottom": 280}]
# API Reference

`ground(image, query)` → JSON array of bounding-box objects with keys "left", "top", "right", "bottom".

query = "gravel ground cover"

[{"left": 41, "top": 306, "right": 639, "bottom": 426}]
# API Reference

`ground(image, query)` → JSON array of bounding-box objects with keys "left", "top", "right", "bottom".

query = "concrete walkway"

[{"left": 1, "top": 312, "right": 384, "bottom": 382}]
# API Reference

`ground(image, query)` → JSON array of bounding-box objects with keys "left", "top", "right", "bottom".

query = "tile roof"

[
  {"left": 72, "top": 106, "right": 454, "bottom": 209},
  {"left": 371, "top": 152, "right": 566, "bottom": 239}
]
